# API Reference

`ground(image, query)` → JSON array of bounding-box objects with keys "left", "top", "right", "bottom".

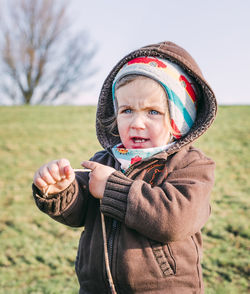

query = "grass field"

[{"left": 0, "top": 105, "right": 249, "bottom": 294}]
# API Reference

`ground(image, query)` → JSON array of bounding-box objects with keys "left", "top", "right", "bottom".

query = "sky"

[{"left": 68, "top": 0, "right": 250, "bottom": 105}]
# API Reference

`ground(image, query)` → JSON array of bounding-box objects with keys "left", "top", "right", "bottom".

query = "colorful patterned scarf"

[{"left": 112, "top": 142, "right": 175, "bottom": 171}]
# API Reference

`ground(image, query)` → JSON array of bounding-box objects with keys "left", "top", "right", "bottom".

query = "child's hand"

[
  {"left": 81, "top": 161, "right": 116, "bottom": 199},
  {"left": 33, "top": 159, "right": 75, "bottom": 195}
]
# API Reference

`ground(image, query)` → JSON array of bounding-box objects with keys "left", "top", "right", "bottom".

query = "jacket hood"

[{"left": 96, "top": 41, "right": 217, "bottom": 154}]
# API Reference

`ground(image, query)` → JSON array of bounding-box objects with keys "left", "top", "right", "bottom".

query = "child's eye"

[
  {"left": 123, "top": 109, "right": 132, "bottom": 114},
  {"left": 149, "top": 110, "right": 159, "bottom": 115}
]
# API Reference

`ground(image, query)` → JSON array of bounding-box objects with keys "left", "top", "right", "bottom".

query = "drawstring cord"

[
  {"left": 42, "top": 169, "right": 117, "bottom": 294},
  {"left": 100, "top": 199, "right": 117, "bottom": 294}
]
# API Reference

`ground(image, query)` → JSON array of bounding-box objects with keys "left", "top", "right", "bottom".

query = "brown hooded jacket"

[{"left": 33, "top": 41, "right": 217, "bottom": 294}]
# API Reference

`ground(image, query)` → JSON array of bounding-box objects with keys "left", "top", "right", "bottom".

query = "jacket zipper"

[
  {"left": 105, "top": 149, "right": 162, "bottom": 290},
  {"left": 108, "top": 219, "right": 118, "bottom": 268},
  {"left": 105, "top": 161, "right": 134, "bottom": 288},
  {"left": 105, "top": 162, "right": 148, "bottom": 280}
]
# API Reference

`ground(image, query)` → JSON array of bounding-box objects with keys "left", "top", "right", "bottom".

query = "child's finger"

[
  {"left": 39, "top": 165, "right": 56, "bottom": 185},
  {"left": 33, "top": 171, "right": 49, "bottom": 190},
  {"left": 47, "top": 161, "right": 61, "bottom": 182},
  {"left": 81, "top": 160, "right": 98, "bottom": 170},
  {"left": 64, "top": 165, "right": 75, "bottom": 180},
  {"left": 57, "top": 158, "right": 71, "bottom": 179}
]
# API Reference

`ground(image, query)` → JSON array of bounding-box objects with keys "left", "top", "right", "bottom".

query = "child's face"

[{"left": 116, "top": 77, "right": 171, "bottom": 149}]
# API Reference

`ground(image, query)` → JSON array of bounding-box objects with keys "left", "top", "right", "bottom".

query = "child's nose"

[{"left": 130, "top": 114, "right": 146, "bottom": 129}]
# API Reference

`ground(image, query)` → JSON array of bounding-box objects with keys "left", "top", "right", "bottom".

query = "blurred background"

[
  {"left": 0, "top": 1, "right": 249, "bottom": 293},
  {"left": 0, "top": 0, "right": 249, "bottom": 106}
]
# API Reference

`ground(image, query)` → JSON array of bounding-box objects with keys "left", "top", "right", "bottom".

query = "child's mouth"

[{"left": 131, "top": 137, "right": 149, "bottom": 143}]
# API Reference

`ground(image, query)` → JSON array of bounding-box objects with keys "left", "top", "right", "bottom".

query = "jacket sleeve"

[
  {"left": 32, "top": 172, "right": 90, "bottom": 227},
  {"left": 101, "top": 148, "right": 215, "bottom": 243},
  {"left": 32, "top": 150, "right": 117, "bottom": 227}
]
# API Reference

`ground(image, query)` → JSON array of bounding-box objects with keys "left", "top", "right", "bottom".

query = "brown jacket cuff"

[
  {"left": 32, "top": 180, "right": 78, "bottom": 216},
  {"left": 101, "top": 171, "right": 133, "bottom": 222}
]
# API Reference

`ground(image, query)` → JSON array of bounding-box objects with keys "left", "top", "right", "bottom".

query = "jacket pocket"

[{"left": 149, "top": 239, "right": 176, "bottom": 276}]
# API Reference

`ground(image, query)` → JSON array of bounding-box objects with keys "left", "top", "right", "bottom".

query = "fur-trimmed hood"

[{"left": 96, "top": 41, "right": 217, "bottom": 154}]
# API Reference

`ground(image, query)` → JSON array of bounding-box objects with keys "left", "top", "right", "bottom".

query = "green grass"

[{"left": 0, "top": 105, "right": 249, "bottom": 293}]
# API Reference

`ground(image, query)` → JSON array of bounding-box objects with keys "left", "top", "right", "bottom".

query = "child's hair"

[{"left": 105, "top": 74, "right": 176, "bottom": 141}]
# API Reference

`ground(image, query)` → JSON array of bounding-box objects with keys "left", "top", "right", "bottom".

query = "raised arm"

[
  {"left": 32, "top": 158, "right": 91, "bottom": 227},
  {"left": 100, "top": 149, "right": 215, "bottom": 243}
]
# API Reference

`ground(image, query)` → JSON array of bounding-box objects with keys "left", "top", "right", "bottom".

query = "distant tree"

[{"left": 0, "top": 0, "right": 96, "bottom": 104}]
